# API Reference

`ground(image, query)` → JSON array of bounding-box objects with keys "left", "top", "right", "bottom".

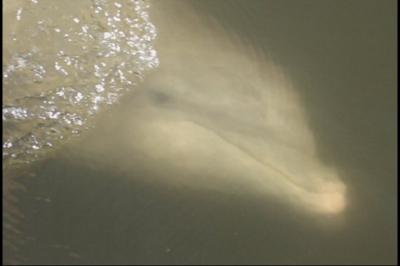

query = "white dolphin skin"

[{"left": 72, "top": 0, "right": 346, "bottom": 215}]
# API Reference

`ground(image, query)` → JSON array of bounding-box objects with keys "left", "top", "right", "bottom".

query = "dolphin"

[{"left": 64, "top": 0, "right": 347, "bottom": 215}]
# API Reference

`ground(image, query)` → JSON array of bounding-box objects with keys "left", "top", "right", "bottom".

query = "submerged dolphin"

[{"left": 66, "top": 0, "right": 347, "bottom": 215}]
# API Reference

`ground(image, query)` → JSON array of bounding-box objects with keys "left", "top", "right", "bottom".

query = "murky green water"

[{"left": 3, "top": 0, "right": 397, "bottom": 264}]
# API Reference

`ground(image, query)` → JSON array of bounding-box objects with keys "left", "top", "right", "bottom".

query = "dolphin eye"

[{"left": 149, "top": 90, "right": 172, "bottom": 105}]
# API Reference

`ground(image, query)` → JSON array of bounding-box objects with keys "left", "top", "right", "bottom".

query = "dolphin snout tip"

[{"left": 312, "top": 181, "right": 347, "bottom": 215}]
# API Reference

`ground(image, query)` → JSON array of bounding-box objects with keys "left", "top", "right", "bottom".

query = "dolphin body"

[{"left": 66, "top": 0, "right": 347, "bottom": 215}]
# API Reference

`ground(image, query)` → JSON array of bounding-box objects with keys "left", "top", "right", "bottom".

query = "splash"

[
  {"left": 3, "top": 0, "right": 159, "bottom": 167},
  {"left": 3, "top": 1, "right": 159, "bottom": 264}
]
